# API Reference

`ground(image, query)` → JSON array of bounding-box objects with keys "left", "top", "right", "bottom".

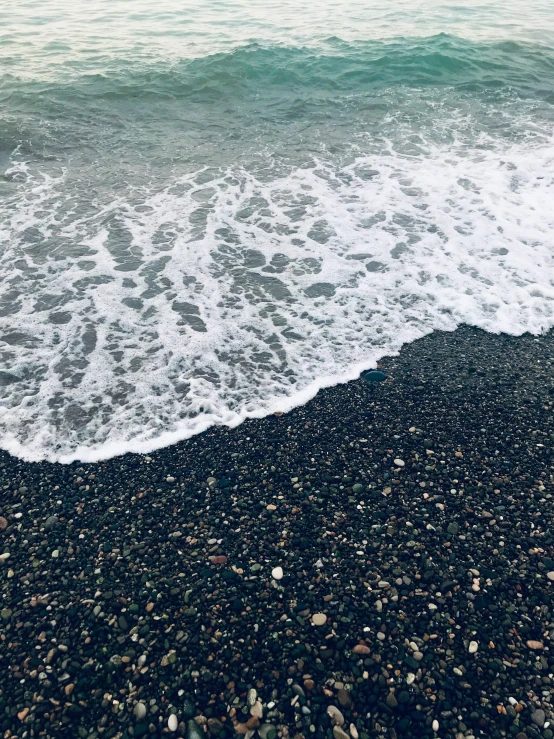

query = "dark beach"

[{"left": 1, "top": 325, "right": 554, "bottom": 739}]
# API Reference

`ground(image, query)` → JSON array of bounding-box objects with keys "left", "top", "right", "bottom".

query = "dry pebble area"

[{"left": 2, "top": 326, "right": 554, "bottom": 739}]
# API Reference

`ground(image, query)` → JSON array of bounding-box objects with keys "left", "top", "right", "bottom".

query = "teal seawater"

[{"left": 1, "top": 8, "right": 554, "bottom": 461}]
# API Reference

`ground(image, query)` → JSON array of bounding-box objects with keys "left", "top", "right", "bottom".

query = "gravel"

[{"left": 2, "top": 326, "right": 554, "bottom": 739}]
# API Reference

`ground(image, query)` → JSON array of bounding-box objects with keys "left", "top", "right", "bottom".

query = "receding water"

[{"left": 1, "top": 1, "right": 554, "bottom": 461}]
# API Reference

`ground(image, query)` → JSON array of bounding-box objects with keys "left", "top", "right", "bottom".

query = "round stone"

[
  {"left": 468, "top": 640, "right": 478, "bottom": 654},
  {"left": 394, "top": 459, "right": 405, "bottom": 467},
  {"left": 271, "top": 566, "right": 283, "bottom": 580},
  {"left": 312, "top": 613, "right": 327, "bottom": 626},
  {"left": 362, "top": 369, "right": 386, "bottom": 383},
  {"left": 134, "top": 702, "right": 147, "bottom": 719},
  {"left": 547, "top": 571, "right": 554, "bottom": 581},
  {"left": 168, "top": 714, "right": 178, "bottom": 732}
]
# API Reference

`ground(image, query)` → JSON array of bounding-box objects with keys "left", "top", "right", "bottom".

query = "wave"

[
  {"left": 2, "top": 35, "right": 554, "bottom": 107},
  {"left": 1, "top": 36, "right": 554, "bottom": 462}
]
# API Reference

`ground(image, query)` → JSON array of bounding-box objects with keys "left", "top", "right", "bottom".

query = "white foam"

[{"left": 1, "top": 129, "right": 554, "bottom": 462}]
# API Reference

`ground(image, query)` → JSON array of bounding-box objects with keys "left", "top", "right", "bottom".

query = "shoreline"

[{"left": 2, "top": 324, "right": 554, "bottom": 739}]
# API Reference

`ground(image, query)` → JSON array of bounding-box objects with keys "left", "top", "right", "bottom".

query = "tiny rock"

[{"left": 168, "top": 714, "right": 178, "bottom": 732}]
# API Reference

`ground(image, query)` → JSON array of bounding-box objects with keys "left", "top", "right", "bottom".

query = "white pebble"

[
  {"left": 312, "top": 613, "right": 327, "bottom": 626},
  {"left": 0, "top": 553, "right": 10, "bottom": 562},
  {"left": 468, "top": 641, "right": 478, "bottom": 654},
  {"left": 134, "top": 702, "right": 147, "bottom": 719},
  {"left": 547, "top": 571, "right": 554, "bottom": 581},
  {"left": 406, "top": 673, "right": 416, "bottom": 685},
  {"left": 168, "top": 714, "right": 178, "bottom": 732},
  {"left": 432, "top": 719, "right": 439, "bottom": 732},
  {"left": 250, "top": 701, "right": 263, "bottom": 718},
  {"left": 272, "top": 566, "right": 284, "bottom": 580},
  {"left": 394, "top": 458, "right": 405, "bottom": 467}
]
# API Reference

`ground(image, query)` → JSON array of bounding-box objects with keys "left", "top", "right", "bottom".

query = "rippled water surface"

[{"left": 1, "top": 1, "right": 554, "bottom": 461}]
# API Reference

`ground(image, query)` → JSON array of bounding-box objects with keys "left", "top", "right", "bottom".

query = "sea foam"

[{"left": 1, "top": 123, "right": 553, "bottom": 462}]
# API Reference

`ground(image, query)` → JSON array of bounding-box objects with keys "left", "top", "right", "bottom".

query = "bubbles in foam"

[{"left": 1, "top": 130, "right": 554, "bottom": 462}]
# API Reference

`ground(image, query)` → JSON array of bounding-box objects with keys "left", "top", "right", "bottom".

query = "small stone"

[
  {"left": 292, "top": 684, "right": 305, "bottom": 698},
  {"left": 468, "top": 641, "right": 478, "bottom": 654},
  {"left": 337, "top": 689, "right": 352, "bottom": 709},
  {"left": 327, "top": 705, "right": 345, "bottom": 726},
  {"left": 168, "top": 714, "right": 178, "bottom": 732},
  {"left": 266, "top": 504, "right": 277, "bottom": 511},
  {"left": 0, "top": 516, "right": 7, "bottom": 531},
  {"left": 362, "top": 369, "right": 387, "bottom": 383},
  {"left": 312, "top": 613, "right": 327, "bottom": 626},
  {"left": 527, "top": 640, "right": 545, "bottom": 650},
  {"left": 271, "top": 566, "right": 283, "bottom": 580},
  {"left": 250, "top": 701, "right": 263, "bottom": 719},
  {"left": 385, "top": 692, "right": 398, "bottom": 709},
  {"left": 432, "top": 719, "right": 439, "bottom": 732},
  {"left": 1, "top": 608, "right": 12, "bottom": 620},
  {"left": 134, "top": 702, "right": 147, "bottom": 719},
  {"left": 532, "top": 709, "right": 546, "bottom": 728},
  {"left": 0, "top": 552, "right": 10, "bottom": 562},
  {"left": 44, "top": 515, "right": 58, "bottom": 529},
  {"left": 259, "top": 724, "right": 277, "bottom": 739},
  {"left": 352, "top": 644, "right": 370, "bottom": 655},
  {"left": 18, "top": 707, "right": 29, "bottom": 721},
  {"left": 333, "top": 727, "right": 350, "bottom": 739},
  {"left": 393, "top": 458, "right": 405, "bottom": 467},
  {"left": 65, "top": 683, "right": 75, "bottom": 696},
  {"left": 547, "top": 572, "right": 554, "bottom": 581},
  {"left": 447, "top": 522, "right": 460, "bottom": 535},
  {"left": 210, "top": 555, "right": 227, "bottom": 565},
  {"left": 352, "top": 483, "right": 364, "bottom": 494},
  {"left": 207, "top": 718, "right": 224, "bottom": 736},
  {"left": 183, "top": 701, "right": 195, "bottom": 720},
  {"left": 350, "top": 724, "right": 359, "bottom": 739},
  {"left": 187, "top": 719, "right": 204, "bottom": 739}
]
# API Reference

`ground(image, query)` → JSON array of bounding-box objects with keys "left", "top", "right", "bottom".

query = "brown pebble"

[
  {"left": 304, "top": 679, "right": 315, "bottom": 691},
  {"left": 0, "top": 516, "right": 7, "bottom": 531},
  {"left": 352, "top": 644, "right": 370, "bottom": 655},
  {"left": 526, "top": 640, "right": 544, "bottom": 650},
  {"left": 65, "top": 683, "right": 75, "bottom": 696},
  {"left": 18, "top": 708, "right": 29, "bottom": 721},
  {"left": 210, "top": 555, "right": 227, "bottom": 565},
  {"left": 337, "top": 688, "right": 352, "bottom": 709},
  {"left": 385, "top": 691, "right": 398, "bottom": 709},
  {"left": 146, "top": 602, "right": 154, "bottom": 612}
]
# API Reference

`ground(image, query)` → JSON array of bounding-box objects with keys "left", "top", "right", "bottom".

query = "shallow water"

[{"left": 1, "top": 1, "right": 554, "bottom": 462}]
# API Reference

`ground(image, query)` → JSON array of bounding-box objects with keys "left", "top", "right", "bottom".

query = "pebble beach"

[{"left": 2, "top": 325, "right": 554, "bottom": 739}]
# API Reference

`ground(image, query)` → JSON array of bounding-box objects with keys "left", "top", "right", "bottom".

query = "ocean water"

[{"left": 1, "top": 1, "right": 554, "bottom": 462}]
